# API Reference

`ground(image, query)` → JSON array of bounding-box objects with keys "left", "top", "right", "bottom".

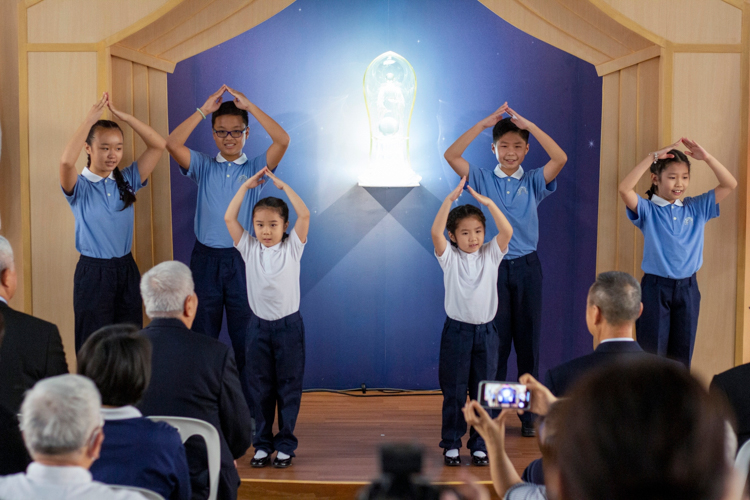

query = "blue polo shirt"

[
  {"left": 181, "top": 150, "right": 267, "bottom": 248},
  {"left": 468, "top": 165, "right": 556, "bottom": 259},
  {"left": 627, "top": 191, "right": 719, "bottom": 279},
  {"left": 63, "top": 163, "right": 147, "bottom": 259}
]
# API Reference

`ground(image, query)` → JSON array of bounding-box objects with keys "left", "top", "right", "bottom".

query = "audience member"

[
  {"left": 137, "top": 261, "right": 252, "bottom": 500},
  {"left": 0, "top": 309, "right": 29, "bottom": 475},
  {"left": 464, "top": 375, "right": 560, "bottom": 499},
  {"left": 0, "top": 374, "right": 146, "bottom": 499},
  {"left": 0, "top": 236, "right": 68, "bottom": 474},
  {"left": 544, "top": 271, "right": 649, "bottom": 397},
  {"left": 711, "top": 362, "right": 750, "bottom": 449},
  {"left": 466, "top": 360, "right": 734, "bottom": 500},
  {"left": 79, "top": 324, "right": 191, "bottom": 500},
  {"left": 558, "top": 359, "right": 731, "bottom": 500}
]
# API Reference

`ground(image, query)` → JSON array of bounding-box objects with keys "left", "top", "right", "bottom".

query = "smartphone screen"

[{"left": 478, "top": 381, "right": 531, "bottom": 410}]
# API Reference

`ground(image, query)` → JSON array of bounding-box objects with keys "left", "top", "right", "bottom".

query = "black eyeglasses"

[{"left": 213, "top": 128, "right": 247, "bottom": 138}]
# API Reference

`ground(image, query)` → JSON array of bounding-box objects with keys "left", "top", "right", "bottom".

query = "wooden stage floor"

[{"left": 237, "top": 392, "right": 541, "bottom": 499}]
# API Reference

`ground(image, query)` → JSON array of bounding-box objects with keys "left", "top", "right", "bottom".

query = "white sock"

[
  {"left": 445, "top": 449, "right": 459, "bottom": 458},
  {"left": 276, "top": 451, "right": 290, "bottom": 460},
  {"left": 254, "top": 450, "right": 268, "bottom": 459},
  {"left": 472, "top": 451, "right": 487, "bottom": 458}
]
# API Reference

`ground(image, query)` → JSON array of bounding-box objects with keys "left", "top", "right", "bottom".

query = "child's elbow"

[{"left": 277, "top": 132, "right": 290, "bottom": 149}]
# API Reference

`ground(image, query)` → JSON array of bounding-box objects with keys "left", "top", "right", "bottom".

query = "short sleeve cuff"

[
  {"left": 123, "top": 162, "right": 148, "bottom": 192},
  {"left": 709, "top": 189, "right": 720, "bottom": 219},
  {"left": 61, "top": 181, "right": 79, "bottom": 203},
  {"left": 490, "top": 235, "right": 510, "bottom": 263},
  {"left": 235, "top": 230, "right": 252, "bottom": 255},
  {"left": 435, "top": 244, "right": 454, "bottom": 268},
  {"left": 290, "top": 226, "right": 306, "bottom": 247}
]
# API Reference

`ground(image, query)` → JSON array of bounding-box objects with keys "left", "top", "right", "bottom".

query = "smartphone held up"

[{"left": 478, "top": 381, "right": 531, "bottom": 410}]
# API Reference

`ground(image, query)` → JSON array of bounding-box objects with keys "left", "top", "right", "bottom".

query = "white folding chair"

[
  {"left": 735, "top": 439, "right": 750, "bottom": 479},
  {"left": 149, "top": 416, "right": 221, "bottom": 500},
  {"left": 110, "top": 484, "right": 165, "bottom": 500}
]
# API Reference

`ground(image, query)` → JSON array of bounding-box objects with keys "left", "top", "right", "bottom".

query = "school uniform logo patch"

[
  {"left": 517, "top": 187, "right": 528, "bottom": 196},
  {"left": 683, "top": 217, "right": 694, "bottom": 226},
  {"left": 237, "top": 175, "right": 248, "bottom": 184}
]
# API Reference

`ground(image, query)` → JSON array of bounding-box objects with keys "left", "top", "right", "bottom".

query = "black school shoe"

[
  {"left": 273, "top": 455, "right": 293, "bottom": 468},
  {"left": 471, "top": 453, "right": 489, "bottom": 466},
  {"left": 250, "top": 455, "right": 270, "bottom": 468},
  {"left": 521, "top": 421, "right": 536, "bottom": 437},
  {"left": 443, "top": 451, "right": 461, "bottom": 466}
]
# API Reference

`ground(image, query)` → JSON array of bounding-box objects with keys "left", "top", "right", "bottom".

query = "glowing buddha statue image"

[{"left": 359, "top": 51, "right": 422, "bottom": 187}]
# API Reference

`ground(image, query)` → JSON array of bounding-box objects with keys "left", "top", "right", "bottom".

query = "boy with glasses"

[{"left": 166, "top": 85, "right": 290, "bottom": 413}]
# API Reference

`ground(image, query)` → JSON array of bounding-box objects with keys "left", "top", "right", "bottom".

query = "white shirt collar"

[
  {"left": 650, "top": 194, "right": 683, "bottom": 207},
  {"left": 493, "top": 165, "right": 524, "bottom": 179},
  {"left": 26, "top": 462, "right": 92, "bottom": 484},
  {"left": 260, "top": 240, "right": 283, "bottom": 253},
  {"left": 101, "top": 405, "right": 142, "bottom": 420},
  {"left": 0, "top": 296, "right": 7, "bottom": 305},
  {"left": 216, "top": 152, "right": 248, "bottom": 165},
  {"left": 81, "top": 167, "right": 115, "bottom": 183},
  {"left": 599, "top": 337, "right": 635, "bottom": 343}
]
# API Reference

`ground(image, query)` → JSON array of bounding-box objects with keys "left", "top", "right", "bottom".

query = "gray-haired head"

[
  {"left": 140, "top": 261, "right": 194, "bottom": 318},
  {"left": 0, "top": 236, "right": 14, "bottom": 276},
  {"left": 588, "top": 271, "right": 641, "bottom": 326},
  {"left": 20, "top": 374, "right": 102, "bottom": 457}
]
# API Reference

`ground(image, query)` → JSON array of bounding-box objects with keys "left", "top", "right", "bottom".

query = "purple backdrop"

[{"left": 167, "top": 0, "right": 602, "bottom": 389}]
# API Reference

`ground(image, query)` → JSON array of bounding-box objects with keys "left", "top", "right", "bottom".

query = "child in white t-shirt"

[
  {"left": 431, "top": 176, "right": 512, "bottom": 467},
  {"left": 225, "top": 167, "right": 310, "bottom": 469}
]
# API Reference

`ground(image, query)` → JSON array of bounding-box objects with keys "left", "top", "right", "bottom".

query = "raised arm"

[
  {"left": 224, "top": 167, "right": 268, "bottom": 245},
  {"left": 681, "top": 138, "right": 737, "bottom": 204},
  {"left": 432, "top": 177, "right": 466, "bottom": 257},
  {"left": 264, "top": 170, "right": 310, "bottom": 242},
  {"left": 463, "top": 403, "right": 522, "bottom": 498},
  {"left": 108, "top": 101, "right": 166, "bottom": 180},
  {"left": 226, "top": 87, "right": 290, "bottom": 170},
  {"left": 506, "top": 106, "right": 567, "bottom": 184},
  {"left": 166, "top": 85, "right": 227, "bottom": 169},
  {"left": 444, "top": 104, "right": 508, "bottom": 178},
  {"left": 467, "top": 186, "right": 512, "bottom": 252},
  {"left": 60, "top": 93, "right": 108, "bottom": 193},
  {"left": 618, "top": 140, "right": 681, "bottom": 212}
]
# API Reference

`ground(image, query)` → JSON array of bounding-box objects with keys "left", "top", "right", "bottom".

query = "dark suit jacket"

[
  {"left": 544, "top": 340, "right": 651, "bottom": 396},
  {"left": 137, "top": 318, "right": 252, "bottom": 500},
  {"left": 710, "top": 363, "right": 750, "bottom": 448},
  {"left": 0, "top": 302, "right": 68, "bottom": 475}
]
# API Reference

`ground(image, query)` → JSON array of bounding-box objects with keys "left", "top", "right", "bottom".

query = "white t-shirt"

[
  {"left": 235, "top": 228, "right": 305, "bottom": 321},
  {"left": 435, "top": 236, "right": 507, "bottom": 325}
]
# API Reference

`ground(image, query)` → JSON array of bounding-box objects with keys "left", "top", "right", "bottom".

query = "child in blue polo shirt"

[
  {"left": 618, "top": 138, "right": 737, "bottom": 367},
  {"left": 60, "top": 92, "right": 167, "bottom": 351},
  {"left": 432, "top": 176, "right": 512, "bottom": 467},
  {"left": 166, "top": 85, "right": 290, "bottom": 406},
  {"left": 444, "top": 103, "right": 567, "bottom": 437}
]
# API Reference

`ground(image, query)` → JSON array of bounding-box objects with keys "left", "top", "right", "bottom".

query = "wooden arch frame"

[{"left": 14, "top": 0, "right": 749, "bottom": 380}]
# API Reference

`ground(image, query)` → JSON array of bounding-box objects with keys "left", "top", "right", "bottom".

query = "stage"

[{"left": 237, "top": 392, "right": 542, "bottom": 499}]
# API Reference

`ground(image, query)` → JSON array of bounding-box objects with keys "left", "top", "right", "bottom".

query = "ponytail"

[
  {"left": 112, "top": 167, "right": 136, "bottom": 210},
  {"left": 85, "top": 120, "right": 136, "bottom": 210},
  {"left": 645, "top": 149, "right": 691, "bottom": 200}
]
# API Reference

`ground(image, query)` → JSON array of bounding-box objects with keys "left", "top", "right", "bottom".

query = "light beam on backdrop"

[{"left": 358, "top": 51, "right": 421, "bottom": 187}]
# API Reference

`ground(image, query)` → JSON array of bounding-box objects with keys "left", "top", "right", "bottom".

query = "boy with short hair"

[
  {"left": 166, "top": 84, "right": 290, "bottom": 409},
  {"left": 444, "top": 103, "right": 567, "bottom": 436}
]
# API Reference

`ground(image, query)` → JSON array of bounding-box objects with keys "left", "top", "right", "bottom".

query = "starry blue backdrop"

[{"left": 167, "top": 0, "right": 602, "bottom": 389}]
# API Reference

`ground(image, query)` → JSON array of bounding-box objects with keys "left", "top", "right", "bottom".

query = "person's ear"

[
  {"left": 84, "top": 142, "right": 93, "bottom": 158},
  {"left": 491, "top": 142, "right": 496, "bottom": 154},
  {"left": 184, "top": 293, "right": 198, "bottom": 318},
  {"left": 0, "top": 269, "right": 7, "bottom": 288},
  {"left": 651, "top": 172, "right": 659, "bottom": 185},
  {"left": 284, "top": 221, "right": 290, "bottom": 232},
  {"left": 448, "top": 232, "right": 456, "bottom": 243},
  {"left": 637, "top": 302, "right": 644, "bottom": 319},
  {"left": 88, "top": 428, "right": 104, "bottom": 460},
  {"left": 524, "top": 143, "right": 530, "bottom": 154}
]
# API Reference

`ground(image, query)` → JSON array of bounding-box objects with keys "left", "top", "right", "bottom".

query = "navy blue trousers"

[
  {"left": 439, "top": 317, "right": 499, "bottom": 452},
  {"left": 637, "top": 273, "right": 700, "bottom": 368},
  {"left": 74, "top": 253, "right": 142, "bottom": 352},
  {"left": 190, "top": 241, "right": 253, "bottom": 408},
  {"left": 246, "top": 311, "right": 305, "bottom": 456},
  {"left": 494, "top": 252, "right": 542, "bottom": 424}
]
